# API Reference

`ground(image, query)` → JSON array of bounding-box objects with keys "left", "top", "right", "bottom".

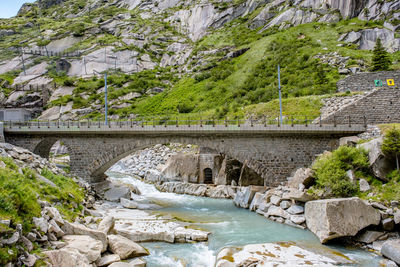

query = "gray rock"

[
  {"left": 62, "top": 221, "right": 108, "bottom": 252},
  {"left": 48, "top": 219, "right": 65, "bottom": 238},
  {"left": 394, "top": 211, "right": 400, "bottom": 224},
  {"left": 127, "top": 258, "right": 147, "bottom": 267},
  {"left": 234, "top": 186, "right": 264, "bottom": 209},
  {"left": 104, "top": 186, "right": 131, "bottom": 202},
  {"left": 120, "top": 198, "right": 138, "bottom": 209},
  {"left": 379, "top": 259, "right": 398, "bottom": 267},
  {"left": 21, "top": 254, "right": 36, "bottom": 267},
  {"left": 290, "top": 215, "right": 306, "bottom": 224},
  {"left": 27, "top": 232, "right": 37, "bottom": 242},
  {"left": 267, "top": 205, "right": 289, "bottom": 219},
  {"left": 63, "top": 235, "right": 103, "bottom": 263},
  {"left": 358, "top": 138, "right": 394, "bottom": 181},
  {"left": 98, "top": 216, "right": 115, "bottom": 234},
  {"left": 381, "top": 240, "right": 400, "bottom": 265},
  {"left": 51, "top": 240, "right": 67, "bottom": 249},
  {"left": 287, "top": 167, "right": 314, "bottom": 189},
  {"left": 108, "top": 235, "right": 149, "bottom": 260},
  {"left": 0, "top": 231, "right": 20, "bottom": 245},
  {"left": 359, "top": 179, "right": 371, "bottom": 192},
  {"left": 287, "top": 205, "right": 304, "bottom": 215},
  {"left": 96, "top": 254, "right": 121, "bottom": 267},
  {"left": 356, "top": 230, "right": 385, "bottom": 244},
  {"left": 44, "top": 248, "right": 91, "bottom": 267},
  {"left": 249, "top": 192, "right": 263, "bottom": 211},
  {"left": 270, "top": 195, "right": 282, "bottom": 206},
  {"left": 21, "top": 236, "right": 34, "bottom": 252},
  {"left": 280, "top": 200, "right": 291, "bottom": 210},
  {"left": 382, "top": 218, "right": 395, "bottom": 231},
  {"left": 305, "top": 197, "right": 381, "bottom": 243},
  {"left": 33, "top": 217, "right": 48, "bottom": 233}
]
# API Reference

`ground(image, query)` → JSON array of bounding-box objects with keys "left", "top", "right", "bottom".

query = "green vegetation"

[
  {"left": 0, "top": 155, "right": 84, "bottom": 264},
  {"left": 310, "top": 128, "right": 400, "bottom": 201},
  {"left": 382, "top": 127, "right": 400, "bottom": 170},
  {"left": 372, "top": 38, "right": 391, "bottom": 71},
  {"left": 311, "top": 146, "right": 370, "bottom": 197},
  {"left": 0, "top": 157, "right": 84, "bottom": 230}
]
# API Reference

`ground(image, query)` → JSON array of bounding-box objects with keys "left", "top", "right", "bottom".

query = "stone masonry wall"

[
  {"left": 337, "top": 71, "right": 400, "bottom": 92},
  {"left": 6, "top": 133, "right": 341, "bottom": 186},
  {"left": 322, "top": 88, "right": 400, "bottom": 125}
]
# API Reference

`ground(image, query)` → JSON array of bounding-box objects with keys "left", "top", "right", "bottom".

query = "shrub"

[{"left": 312, "top": 146, "right": 369, "bottom": 197}]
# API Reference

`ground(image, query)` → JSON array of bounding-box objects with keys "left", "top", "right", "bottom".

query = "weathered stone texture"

[
  {"left": 5, "top": 132, "right": 345, "bottom": 185},
  {"left": 322, "top": 88, "right": 400, "bottom": 125},
  {"left": 337, "top": 71, "right": 400, "bottom": 92}
]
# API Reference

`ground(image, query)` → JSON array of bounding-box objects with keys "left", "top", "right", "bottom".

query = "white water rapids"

[{"left": 107, "top": 172, "right": 382, "bottom": 267}]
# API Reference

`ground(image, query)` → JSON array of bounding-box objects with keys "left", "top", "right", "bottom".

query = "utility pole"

[
  {"left": 278, "top": 65, "right": 283, "bottom": 124},
  {"left": 21, "top": 49, "right": 26, "bottom": 76},
  {"left": 104, "top": 72, "right": 108, "bottom": 126}
]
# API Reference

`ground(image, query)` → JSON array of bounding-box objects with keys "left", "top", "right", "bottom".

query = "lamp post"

[
  {"left": 104, "top": 72, "right": 108, "bottom": 126},
  {"left": 278, "top": 65, "right": 283, "bottom": 124}
]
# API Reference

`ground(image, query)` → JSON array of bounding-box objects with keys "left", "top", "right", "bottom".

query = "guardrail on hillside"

[{"left": 2, "top": 115, "right": 368, "bottom": 129}]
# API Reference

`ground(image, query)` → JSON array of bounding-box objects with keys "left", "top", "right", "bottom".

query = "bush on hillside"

[{"left": 312, "top": 146, "right": 370, "bottom": 197}]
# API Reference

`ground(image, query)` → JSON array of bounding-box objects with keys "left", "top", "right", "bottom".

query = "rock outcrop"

[
  {"left": 305, "top": 197, "right": 381, "bottom": 243},
  {"left": 358, "top": 137, "right": 394, "bottom": 181}
]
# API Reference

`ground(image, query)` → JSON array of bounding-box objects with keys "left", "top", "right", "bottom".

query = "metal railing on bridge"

[{"left": 2, "top": 114, "right": 368, "bottom": 130}]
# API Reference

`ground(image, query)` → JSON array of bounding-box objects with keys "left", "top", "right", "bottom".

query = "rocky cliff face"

[{"left": 0, "top": 0, "right": 399, "bottom": 119}]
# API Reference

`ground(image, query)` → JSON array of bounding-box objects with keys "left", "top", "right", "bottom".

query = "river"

[{"left": 107, "top": 172, "right": 382, "bottom": 267}]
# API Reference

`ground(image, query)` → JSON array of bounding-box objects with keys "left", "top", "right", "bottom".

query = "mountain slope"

[{"left": 0, "top": 0, "right": 399, "bottom": 120}]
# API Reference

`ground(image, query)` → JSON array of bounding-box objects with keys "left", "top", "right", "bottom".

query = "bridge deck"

[{"left": 3, "top": 123, "right": 366, "bottom": 135}]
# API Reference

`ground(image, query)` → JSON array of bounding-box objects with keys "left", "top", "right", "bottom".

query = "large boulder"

[
  {"left": 108, "top": 235, "right": 149, "bottom": 260},
  {"left": 357, "top": 138, "right": 394, "bottom": 181},
  {"left": 62, "top": 235, "right": 103, "bottom": 263},
  {"left": 104, "top": 186, "right": 131, "bottom": 202},
  {"left": 305, "top": 197, "right": 381, "bottom": 243},
  {"left": 215, "top": 242, "right": 353, "bottom": 267},
  {"left": 381, "top": 240, "right": 400, "bottom": 265},
  {"left": 44, "top": 248, "right": 91, "bottom": 267},
  {"left": 62, "top": 221, "right": 108, "bottom": 252}
]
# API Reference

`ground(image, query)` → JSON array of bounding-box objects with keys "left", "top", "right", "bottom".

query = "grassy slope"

[
  {"left": 131, "top": 19, "right": 400, "bottom": 118},
  {"left": 0, "top": 156, "right": 85, "bottom": 264}
]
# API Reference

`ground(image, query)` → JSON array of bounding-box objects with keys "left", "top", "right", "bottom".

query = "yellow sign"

[{"left": 387, "top": 79, "right": 395, "bottom": 86}]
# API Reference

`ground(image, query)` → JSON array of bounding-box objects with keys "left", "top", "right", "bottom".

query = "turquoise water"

[{"left": 108, "top": 173, "right": 382, "bottom": 267}]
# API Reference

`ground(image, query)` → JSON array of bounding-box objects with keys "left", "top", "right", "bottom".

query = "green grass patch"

[{"left": 0, "top": 157, "right": 85, "bottom": 230}]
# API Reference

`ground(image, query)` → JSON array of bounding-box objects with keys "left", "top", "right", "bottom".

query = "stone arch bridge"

[{"left": 2, "top": 121, "right": 365, "bottom": 186}]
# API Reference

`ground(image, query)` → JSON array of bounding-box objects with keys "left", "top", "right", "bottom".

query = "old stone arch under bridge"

[{"left": 2, "top": 122, "right": 365, "bottom": 186}]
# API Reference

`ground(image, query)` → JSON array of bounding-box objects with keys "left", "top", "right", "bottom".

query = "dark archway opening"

[{"left": 204, "top": 168, "right": 213, "bottom": 184}]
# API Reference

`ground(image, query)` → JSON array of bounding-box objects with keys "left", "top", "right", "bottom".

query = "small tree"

[
  {"left": 382, "top": 127, "right": 400, "bottom": 171},
  {"left": 372, "top": 38, "right": 391, "bottom": 71}
]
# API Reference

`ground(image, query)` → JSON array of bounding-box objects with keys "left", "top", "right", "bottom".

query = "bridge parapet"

[{"left": 3, "top": 117, "right": 367, "bottom": 135}]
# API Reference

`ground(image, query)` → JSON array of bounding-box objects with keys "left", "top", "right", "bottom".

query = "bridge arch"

[{"left": 4, "top": 128, "right": 351, "bottom": 186}]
